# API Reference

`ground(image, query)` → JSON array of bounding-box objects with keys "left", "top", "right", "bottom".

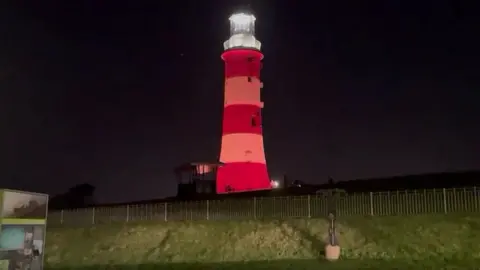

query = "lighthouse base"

[{"left": 216, "top": 162, "right": 272, "bottom": 194}]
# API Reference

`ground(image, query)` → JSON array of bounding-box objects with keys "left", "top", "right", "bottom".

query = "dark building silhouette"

[
  {"left": 49, "top": 183, "right": 95, "bottom": 209},
  {"left": 175, "top": 162, "right": 220, "bottom": 199}
]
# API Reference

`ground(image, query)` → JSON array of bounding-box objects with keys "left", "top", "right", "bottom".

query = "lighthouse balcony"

[{"left": 224, "top": 34, "right": 261, "bottom": 51}]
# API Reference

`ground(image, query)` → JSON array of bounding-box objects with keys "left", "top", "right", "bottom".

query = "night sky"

[{"left": 1, "top": 1, "right": 478, "bottom": 203}]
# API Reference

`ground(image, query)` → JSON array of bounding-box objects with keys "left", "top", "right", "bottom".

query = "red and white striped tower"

[{"left": 216, "top": 13, "right": 272, "bottom": 193}]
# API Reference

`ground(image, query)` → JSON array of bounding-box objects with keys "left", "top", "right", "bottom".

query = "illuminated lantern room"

[{"left": 223, "top": 13, "right": 262, "bottom": 51}]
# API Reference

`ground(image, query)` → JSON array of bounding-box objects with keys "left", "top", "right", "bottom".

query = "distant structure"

[
  {"left": 217, "top": 12, "right": 272, "bottom": 194},
  {"left": 175, "top": 162, "right": 221, "bottom": 198}
]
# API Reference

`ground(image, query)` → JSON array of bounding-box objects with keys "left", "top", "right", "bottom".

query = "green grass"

[{"left": 45, "top": 214, "right": 480, "bottom": 269}]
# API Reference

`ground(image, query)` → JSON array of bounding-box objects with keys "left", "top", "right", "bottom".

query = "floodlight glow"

[{"left": 271, "top": 180, "right": 279, "bottom": 188}]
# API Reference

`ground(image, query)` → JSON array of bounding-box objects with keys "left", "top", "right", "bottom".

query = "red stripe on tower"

[{"left": 216, "top": 13, "right": 273, "bottom": 194}]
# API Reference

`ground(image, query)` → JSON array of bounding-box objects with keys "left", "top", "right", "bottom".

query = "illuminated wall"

[{"left": 216, "top": 49, "right": 272, "bottom": 193}]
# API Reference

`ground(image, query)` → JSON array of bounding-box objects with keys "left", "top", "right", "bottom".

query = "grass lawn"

[{"left": 45, "top": 214, "right": 480, "bottom": 269}]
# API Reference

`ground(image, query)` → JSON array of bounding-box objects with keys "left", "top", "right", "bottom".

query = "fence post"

[
  {"left": 443, "top": 188, "right": 447, "bottom": 214},
  {"left": 253, "top": 197, "right": 257, "bottom": 220},
  {"left": 474, "top": 186, "right": 478, "bottom": 212},
  {"left": 453, "top": 188, "right": 457, "bottom": 212},
  {"left": 413, "top": 189, "right": 417, "bottom": 214},
  {"left": 126, "top": 205, "right": 130, "bottom": 222},
  {"left": 369, "top": 192, "right": 374, "bottom": 216},
  {"left": 92, "top": 207, "right": 96, "bottom": 225},
  {"left": 206, "top": 200, "right": 210, "bottom": 220},
  {"left": 164, "top": 202, "right": 168, "bottom": 221},
  {"left": 60, "top": 210, "right": 64, "bottom": 225},
  {"left": 396, "top": 190, "right": 400, "bottom": 214},
  {"left": 272, "top": 197, "right": 276, "bottom": 217},
  {"left": 307, "top": 195, "right": 311, "bottom": 218}
]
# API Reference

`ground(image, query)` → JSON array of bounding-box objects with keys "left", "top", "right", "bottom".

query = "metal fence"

[{"left": 47, "top": 187, "right": 480, "bottom": 226}]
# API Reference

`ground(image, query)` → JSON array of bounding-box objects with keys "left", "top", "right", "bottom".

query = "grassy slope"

[{"left": 45, "top": 214, "right": 480, "bottom": 269}]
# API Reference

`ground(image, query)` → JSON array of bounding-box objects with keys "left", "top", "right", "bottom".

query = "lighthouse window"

[
  {"left": 251, "top": 115, "right": 257, "bottom": 127},
  {"left": 247, "top": 76, "right": 252, "bottom": 82}
]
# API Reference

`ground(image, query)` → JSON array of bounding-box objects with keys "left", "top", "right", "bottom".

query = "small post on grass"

[
  {"left": 325, "top": 189, "right": 341, "bottom": 261},
  {"left": 318, "top": 178, "right": 343, "bottom": 261},
  {"left": 326, "top": 190, "right": 338, "bottom": 246}
]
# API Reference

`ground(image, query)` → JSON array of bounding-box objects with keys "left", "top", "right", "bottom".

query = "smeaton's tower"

[{"left": 216, "top": 13, "right": 272, "bottom": 193}]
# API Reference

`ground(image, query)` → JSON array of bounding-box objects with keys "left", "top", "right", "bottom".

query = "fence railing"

[{"left": 47, "top": 187, "right": 479, "bottom": 226}]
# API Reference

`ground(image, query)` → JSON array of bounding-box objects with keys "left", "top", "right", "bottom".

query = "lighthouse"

[{"left": 216, "top": 13, "right": 272, "bottom": 194}]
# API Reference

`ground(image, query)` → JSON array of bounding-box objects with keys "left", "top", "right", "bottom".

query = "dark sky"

[{"left": 1, "top": 1, "right": 478, "bottom": 203}]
